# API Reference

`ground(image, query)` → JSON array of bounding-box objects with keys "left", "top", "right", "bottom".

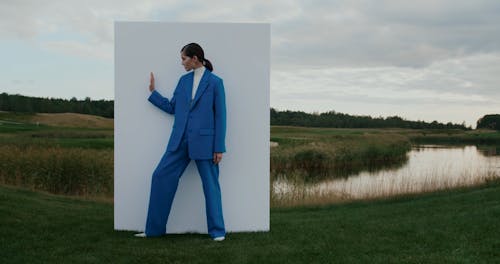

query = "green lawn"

[{"left": 1, "top": 183, "right": 499, "bottom": 263}]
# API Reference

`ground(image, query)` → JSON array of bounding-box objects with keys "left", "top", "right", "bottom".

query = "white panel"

[{"left": 114, "top": 22, "right": 270, "bottom": 234}]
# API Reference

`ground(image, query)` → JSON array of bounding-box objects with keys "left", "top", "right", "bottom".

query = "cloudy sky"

[{"left": 1, "top": 0, "right": 499, "bottom": 127}]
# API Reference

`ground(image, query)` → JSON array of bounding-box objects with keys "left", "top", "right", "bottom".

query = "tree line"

[
  {"left": 2, "top": 93, "right": 495, "bottom": 130},
  {"left": 271, "top": 108, "right": 471, "bottom": 130},
  {"left": 0, "top": 93, "right": 113, "bottom": 118}
]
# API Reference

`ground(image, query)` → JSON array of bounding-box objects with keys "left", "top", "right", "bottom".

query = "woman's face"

[{"left": 181, "top": 52, "right": 198, "bottom": 71}]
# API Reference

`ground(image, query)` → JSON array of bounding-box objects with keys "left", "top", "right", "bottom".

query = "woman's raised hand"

[{"left": 149, "top": 72, "right": 155, "bottom": 92}]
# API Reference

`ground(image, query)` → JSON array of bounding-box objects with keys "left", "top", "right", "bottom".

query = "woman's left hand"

[{"left": 213, "top": 152, "right": 223, "bottom": 164}]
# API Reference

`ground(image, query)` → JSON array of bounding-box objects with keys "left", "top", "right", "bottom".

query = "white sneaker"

[
  {"left": 134, "top": 232, "right": 147, "bottom": 237},
  {"left": 213, "top": 236, "right": 225, "bottom": 241}
]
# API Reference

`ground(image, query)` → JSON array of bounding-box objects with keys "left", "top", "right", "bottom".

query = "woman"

[{"left": 135, "top": 43, "right": 227, "bottom": 241}]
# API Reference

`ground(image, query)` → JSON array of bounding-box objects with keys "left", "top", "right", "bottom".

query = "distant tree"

[
  {"left": 0, "top": 93, "right": 114, "bottom": 118},
  {"left": 477, "top": 114, "right": 500, "bottom": 130},
  {"left": 0, "top": 92, "right": 9, "bottom": 110},
  {"left": 270, "top": 108, "right": 469, "bottom": 130}
]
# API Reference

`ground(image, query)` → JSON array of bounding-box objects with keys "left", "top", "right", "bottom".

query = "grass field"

[
  {"left": 1, "top": 112, "right": 500, "bottom": 262},
  {"left": 1, "top": 181, "right": 499, "bottom": 263},
  {"left": 271, "top": 126, "right": 500, "bottom": 145}
]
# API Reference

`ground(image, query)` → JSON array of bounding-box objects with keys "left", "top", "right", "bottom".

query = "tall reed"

[
  {"left": 0, "top": 145, "right": 113, "bottom": 197},
  {"left": 271, "top": 134, "right": 411, "bottom": 182}
]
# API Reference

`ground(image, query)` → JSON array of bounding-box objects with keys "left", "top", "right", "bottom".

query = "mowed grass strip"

[
  {"left": 0, "top": 111, "right": 113, "bottom": 129},
  {"left": 1, "top": 182, "right": 499, "bottom": 264}
]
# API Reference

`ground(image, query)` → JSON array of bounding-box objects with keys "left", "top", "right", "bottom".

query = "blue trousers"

[{"left": 145, "top": 130, "right": 225, "bottom": 238}]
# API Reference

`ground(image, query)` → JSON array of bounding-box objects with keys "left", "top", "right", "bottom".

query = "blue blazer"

[{"left": 148, "top": 69, "right": 227, "bottom": 160}]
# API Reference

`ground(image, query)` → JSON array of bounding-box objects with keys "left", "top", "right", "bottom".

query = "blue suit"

[{"left": 145, "top": 69, "right": 226, "bottom": 238}]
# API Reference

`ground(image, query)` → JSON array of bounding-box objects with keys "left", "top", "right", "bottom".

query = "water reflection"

[
  {"left": 476, "top": 145, "right": 500, "bottom": 156},
  {"left": 273, "top": 145, "right": 500, "bottom": 205}
]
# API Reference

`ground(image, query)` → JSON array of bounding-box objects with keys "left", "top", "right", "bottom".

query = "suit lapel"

[
  {"left": 191, "top": 69, "right": 209, "bottom": 109},
  {"left": 186, "top": 72, "right": 194, "bottom": 105}
]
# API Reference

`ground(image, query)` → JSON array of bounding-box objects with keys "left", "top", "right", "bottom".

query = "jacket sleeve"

[
  {"left": 214, "top": 78, "right": 227, "bottom": 153},
  {"left": 147, "top": 79, "right": 180, "bottom": 115}
]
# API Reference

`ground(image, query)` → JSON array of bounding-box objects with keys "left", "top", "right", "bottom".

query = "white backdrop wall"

[{"left": 114, "top": 22, "right": 270, "bottom": 234}]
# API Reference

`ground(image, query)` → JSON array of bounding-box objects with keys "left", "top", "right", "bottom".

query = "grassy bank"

[
  {"left": 1, "top": 182, "right": 499, "bottom": 263},
  {"left": 409, "top": 129, "right": 500, "bottom": 145},
  {"left": 271, "top": 126, "right": 500, "bottom": 180},
  {"left": 271, "top": 126, "right": 411, "bottom": 182}
]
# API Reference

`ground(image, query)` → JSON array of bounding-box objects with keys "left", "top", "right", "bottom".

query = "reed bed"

[
  {"left": 272, "top": 172, "right": 500, "bottom": 208},
  {"left": 272, "top": 145, "right": 500, "bottom": 207},
  {"left": 0, "top": 145, "right": 113, "bottom": 197},
  {"left": 271, "top": 133, "right": 411, "bottom": 182}
]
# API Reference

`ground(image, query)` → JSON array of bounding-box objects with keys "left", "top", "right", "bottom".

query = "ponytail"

[
  {"left": 181, "top": 43, "right": 214, "bottom": 72},
  {"left": 203, "top": 58, "right": 214, "bottom": 72}
]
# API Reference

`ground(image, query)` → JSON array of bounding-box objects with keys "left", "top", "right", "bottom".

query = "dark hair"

[{"left": 181, "top": 43, "right": 213, "bottom": 72}]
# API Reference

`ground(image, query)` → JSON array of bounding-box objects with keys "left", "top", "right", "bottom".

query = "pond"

[{"left": 272, "top": 145, "right": 500, "bottom": 206}]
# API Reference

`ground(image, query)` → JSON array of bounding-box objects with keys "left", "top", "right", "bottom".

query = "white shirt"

[{"left": 192, "top": 65, "right": 206, "bottom": 100}]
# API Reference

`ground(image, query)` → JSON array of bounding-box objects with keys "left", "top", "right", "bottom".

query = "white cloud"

[
  {"left": 41, "top": 40, "right": 112, "bottom": 60},
  {"left": 270, "top": 0, "right": 500, "bottom": 68},
  {"left": 271, "top": 52, "right": 500, "bottom": 126},
  {"left": 1, "top": 0, "right": 499, "bottom": 125},
  {"left": 2, "top": 1, "right": 500, "bottom": 66},
  {"left": 0, "top": 0, "right": 175, "bottom": 60}
]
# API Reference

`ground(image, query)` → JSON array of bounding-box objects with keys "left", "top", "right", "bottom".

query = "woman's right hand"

[{"left": 149, "top": 72, "right": 155, "bottom": 92}]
